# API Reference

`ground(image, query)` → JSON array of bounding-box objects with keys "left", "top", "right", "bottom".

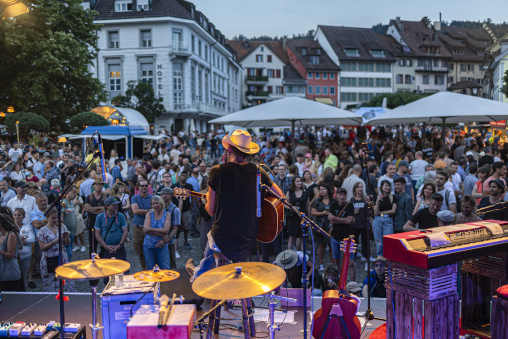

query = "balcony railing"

[
  {"left": 170, "top": 41, "right": 190, "bottom": 55},
  {"left": 415, "top": 65, "right": 449, "bottom": 72},
  {"left": 246, "top": 75, "right": 269, "bottom": 82},
  {"left": 246, "top": 91, "right": 269, "bottom": 97},
  {"left": 191, "top": 101, "right": 226, "bottom": 115}
]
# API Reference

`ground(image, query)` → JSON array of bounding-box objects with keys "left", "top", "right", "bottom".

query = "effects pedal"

[
  {"left": 9, "top": 321, "right": 25, "bottom": 336},
  {"left": 63, "top": 323, "right": 81, "bottom": 333},
  {"left": 21, "top": 323, "right": 37, "bottom": 336},
  {"left": 0, "top": 322, "right": 13, "bottom": 336},
  {"left": 34, "top": 324, "right": 48, "bottom": 336}
]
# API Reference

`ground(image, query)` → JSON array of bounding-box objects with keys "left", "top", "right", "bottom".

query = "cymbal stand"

[
  {"left": 195, "top": 299, "right": 229, "bottom": 339},
  {"left": 89, "top": 279, "right": 103, "bottom": 339},
  {"left": 268, "top": 291, "right": 296, "bottom": 339}
]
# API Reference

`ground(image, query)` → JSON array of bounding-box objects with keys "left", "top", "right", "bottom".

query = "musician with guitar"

[{"left": 186, "top": 129, "right": 283, "bottom": 282}]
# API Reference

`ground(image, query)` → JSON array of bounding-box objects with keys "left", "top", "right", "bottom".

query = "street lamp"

[
  {"left": 7, "top": 106, "right": 14, "bottom": 113},
  {"left": 1, "top": 0, "right": 29, "bottom": 19}
]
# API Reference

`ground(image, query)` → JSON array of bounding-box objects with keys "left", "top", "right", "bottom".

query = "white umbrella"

[
  {"left": 210, "top": 97, "right": 362, "bottom": 159},
  {"left": 367, "top": 92, "right": 508, "bottom": 148}
]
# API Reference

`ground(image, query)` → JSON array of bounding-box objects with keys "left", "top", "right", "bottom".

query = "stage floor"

[{"left": 0, "top": 292, "right": 387, "bottom": 338}]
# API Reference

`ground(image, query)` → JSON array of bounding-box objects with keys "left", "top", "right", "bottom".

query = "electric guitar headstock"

[{"left": 339, "top": 236, "right": 357, "bottom": 255}]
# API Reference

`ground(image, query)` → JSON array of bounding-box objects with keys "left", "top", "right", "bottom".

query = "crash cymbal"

[
  {"left": 55, "top": 259, "right": 130, "bottom": 280},
  {"left": 133, "top": 269, "right": 180, "bottom": 282},
  {"left": 192, "top": 262, "right": 286, "bottom": 300}
]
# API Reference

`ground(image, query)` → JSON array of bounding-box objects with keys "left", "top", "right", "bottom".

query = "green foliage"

[
  {"left": 0, "top": 0, "right": 107, "bottom": 130},
  {"left": 502, "top": 69, "right": 508, "bottom": 98},
  {"left": 363, "top": 92, "right": 432, "bottom": 109},
  {"left": 371, "top": 23, "right": 388, "bottom": 34},
  {"left": 69, "top": 112, "right": 109, "bottom": 132},
  {"left": 5, "top": 112, "right": 49, "bottom": 137},
  {"left": 112, "top": 80, "right": 165, "bottom": 123}
]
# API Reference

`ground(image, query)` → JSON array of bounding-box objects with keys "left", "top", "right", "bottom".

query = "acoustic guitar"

[
  {"left": 173, "top": 187, "right": 284, "bottom": 243},
  {"left": 312, "top": 236, "right": 361, "bottom": 339}
]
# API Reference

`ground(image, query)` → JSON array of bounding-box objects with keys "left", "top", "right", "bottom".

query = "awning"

[
  {"left": 60, "top": 134, "right": 125, "bottom": 141},
  {"left": 134, "top": 135, "right": 171, "bottom": 141},
  {"left": 314, "top": 97, "right": 334, "bottom": 105}
]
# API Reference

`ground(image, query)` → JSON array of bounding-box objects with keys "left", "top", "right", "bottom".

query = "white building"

[{"left": 87, "top": 0, "right": 242, "bottom": 134}]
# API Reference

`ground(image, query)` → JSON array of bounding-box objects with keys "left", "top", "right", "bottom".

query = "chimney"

[
  {"left": 434, "top": 21, "right": 441, "bottom": 31},
  {"left": 282, "top": 36, "right": 287, "bottom": 50}
]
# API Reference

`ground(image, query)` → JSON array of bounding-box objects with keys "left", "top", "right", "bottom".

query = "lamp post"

[{"left": 15, "top": 120, "right": 19, "bottom": 144}]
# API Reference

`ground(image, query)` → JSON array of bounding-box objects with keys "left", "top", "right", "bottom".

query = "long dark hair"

[
  {"left": 0, "top": 213, "right": 17, "bottom": 233},
  {"left": 289, "top": 176, "right": 303, "bottom": 192},
  {"left": 319, "top": 183, "right": 333, "bottom": 199}
]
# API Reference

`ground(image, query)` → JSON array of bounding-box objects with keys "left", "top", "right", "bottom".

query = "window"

[
  {"left": 260, "top": 46, "right": 264, "bottom": 52},
  {"left": 435, "top": 75, "right": 444, "bottom": 85},
  {"left": 405, "top": 75, "right": 412, "bottom": 84},
  {"left": 344, "top": 48, "right": 359, "bottom": 56},
  {"left": 323, "top": 72, "right": 328, "bottom": 79},
  {"left": 172, "top": 30, "right": 182, "bottom": 51},
  {"left": 316, "top": 48, "right": 321, "bottom": 55},
  {"left": 256, "top": 55, "right": 263, "bottom": 62},
  {"left": 247, "top": 68, "right": 256, "bottom": 76},
  {"left": 330, "top": 73, "right": 335, "bottom": 79},
  {"left": 330, "top": 86, "right": 335, "bottom": 95},
  {"left": 371, "top": 49, "right": 384, "bottom": 58},
  {"left": 307, "top": 72, "right": 313, "bottom": 79},
  {"left": 140, "top": 62, "right": 154, "bottom": 85},
  {"left": 267, "top": 86, "right": 273, "bottom": 94},
  {"left": 276, "top": 69, "right": 281, "bottom": 78},
  {"left": 140, "top": 29, "right": 151, "bottom": 48},
  {"left": 396, "top": 74, "right": 403, "bottom": 84},
  {"left": 198, "top": 40, "right": 202, "bottom": 57},
  {"left": 301, "top": 48, "right": 306, "bottom": 56},
  {"left": 315, "top": 72, "right": 320, "bottom": 79},
  {"left": 448, "top": 76, "right": 454, "bottom": 83},
  {"left": 309, "top": 56, "right": 319, "bottom": 64},
  {"left": 267, "top": 55, "right": 272, "bottom": 62},
  {"left": 267, "top": 69, "right": 274, "bottom": 78},
  {"left": 460, "top": 64, "right": 467, "bottom": 71},
  {"left": 276, "top": 86, "right": 283, "bottom": 94},
  {"left": 323, "top": 86, "right": 328, "bottom": 95},
  {"left": 422, "top": 35, "right": 429, "bottom": 42},
  {"left": 173, "top": 63, "right": 183, "bottom": 109},
  {"left": 108, "top": 31, "right": 119, "bottom": 49},
  {"left": 450, "top": 63, "right": 454, "bottom": 71},
  {"left": 115, "top": 0, "right": 133, "bottom": 11},
  {"left": 308, "top": 86, "right": 313, "bottom": 94},
  {"left": 376, "top": 78, "right": 381, "bottom": 87},
  {"left": 468, "top": 64, "right": 474, "bottom": 72},
  {"left": 399, "top": 59, "right": 405, "bottom": 67},
  {"left": 315, "top": 86, "right": 321, "bottom": 94},
  {"left": 433, "top": 59, "right": 439, "bottom": 67},
  {"left": 205, "top": 45, "right": 208, "bottom": 61},
  {"left": 191, "top": 35, "right": 195, "bottom": 53},
  {"left": 108, "top": 64, "right": 121, "bottom": 98}
]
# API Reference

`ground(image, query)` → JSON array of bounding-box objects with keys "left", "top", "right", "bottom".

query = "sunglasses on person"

[
  {"left": 374, "top": 263, "right": 386, "bottom": 268},
  {"left": 139, "top": 185, "right": 148, "bottom": 187}
]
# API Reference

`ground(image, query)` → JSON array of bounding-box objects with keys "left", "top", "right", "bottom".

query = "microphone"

[
  {"left": 257, "top": 165, "right": 262, "bottom": 217},
  {"left": 96, "top": 132, "right": 106, "bottom": 183}
]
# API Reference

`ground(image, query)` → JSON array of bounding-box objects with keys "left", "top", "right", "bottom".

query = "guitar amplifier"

[{"left": 159, "top": 267, "right": 204, "bottom": 307}]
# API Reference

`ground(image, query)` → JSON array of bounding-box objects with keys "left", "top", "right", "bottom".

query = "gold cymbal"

[
  {"left": 192, "top": 262, "right": 286, "bottom": 300},
  {"left": 55, "top": 259, "right": 130, "bottom": 280},
  {"left": 133, "top": 269, "right": 180, "bottom": 282}
]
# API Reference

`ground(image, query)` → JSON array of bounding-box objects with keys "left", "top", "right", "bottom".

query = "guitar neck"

[
  {"left": 186, "top": 191, "right": 205, "bottom": 199},
  {"left": 338, "top": 239, "right": 354, "bottom": 291}
]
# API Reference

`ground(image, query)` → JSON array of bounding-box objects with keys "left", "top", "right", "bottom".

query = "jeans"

[
  {"left": 372, "top": 216, "right": 394, "bottom": 257},
  {"left": 143, "top": 245, "right": 170, "bottom": 270},
  {"left": 191, "top": 231, "right": 222, "bottom": 283},
  {"left": 65, "top": 235, "right": 74, "bottom": 261}
]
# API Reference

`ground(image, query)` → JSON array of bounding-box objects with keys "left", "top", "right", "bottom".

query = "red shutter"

[
  {"left": 268, "top": 86, "right": 273, "bottom": 94},
  {"left": 276, "top": 69, "right": 281, "bottom": 78}
]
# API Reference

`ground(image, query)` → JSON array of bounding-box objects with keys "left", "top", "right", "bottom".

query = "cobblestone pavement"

[{"left": 27, "top": 225, "right": 376, "bottom": 293}]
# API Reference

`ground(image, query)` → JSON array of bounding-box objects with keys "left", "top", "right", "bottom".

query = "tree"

[
  {"left": 363, "top": 92, "right": 431, "bottom": 109},
  {"left": 5, "top": 112, "right": 49, "bottom": 138},
  {"left": 502, "top": 70, "right": 508, "bottom": 98},
  {"left": 69, "top": 112, "right": 109, "bottom": 132},
  {"left": 112, "top": 80, "right": 165, "bottom": 123},
  {"left": 0, "top": 0, "right": 107, "bottom": 130}
]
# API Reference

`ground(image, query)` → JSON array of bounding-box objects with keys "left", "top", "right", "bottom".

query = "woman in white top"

[
  {"left": 13, "top": 208, "right": 35, "bottom": 287},
  {"left": 109, "top": 149, "right": 118, "bottom": 170},
  {"left": 9, "top": 162, "right": 25, "bottom": 182}
]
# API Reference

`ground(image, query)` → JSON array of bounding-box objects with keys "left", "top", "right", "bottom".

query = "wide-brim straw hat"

[{"left": 222, "top": 129, "right": 260, "bottom": 154}]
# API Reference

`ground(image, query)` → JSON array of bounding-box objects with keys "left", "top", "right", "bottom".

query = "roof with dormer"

[
  {"left": 227, "top": 40, "right": 290, "bottom": 64},
  {"left": 286, "top": 39, "right": 339, "bottom": 70}
]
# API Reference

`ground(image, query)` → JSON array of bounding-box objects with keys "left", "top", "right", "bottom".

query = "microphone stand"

[
  {"left": 359, "top": 142, "right": 385, "bottom": 335},
  {"left": 45, "top": 132, "right": 103, "bottom": 339},
  {"left": 260, "top": 184, "right": 330, "bottom": 339}
]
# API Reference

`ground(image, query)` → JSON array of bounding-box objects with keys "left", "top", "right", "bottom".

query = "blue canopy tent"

[{"left": 81, "top": 126, "right": 148, "bottom": 159}]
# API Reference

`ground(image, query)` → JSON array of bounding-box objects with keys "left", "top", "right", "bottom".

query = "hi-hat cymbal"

[
  {"left": 55, "top": 259, "right": 130, "bottom": 280},
  {"left": 192, "top": 262, "right": 286, "bottom": 300},
  {"left": 133, "top": 269, "right": 180, "bottom": 282}
]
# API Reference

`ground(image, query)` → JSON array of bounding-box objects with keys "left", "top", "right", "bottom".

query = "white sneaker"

[
  {"left": 80, "top": 246, "right": 86, "bottom": 252},
  {"left": 365, "top": 263, "right": 369, "bottom": 271},
  {"left": 72, "top": 246, "right": 80, "bottom": 252},
  {"left": 175, "top": 251, "right": 181, "bottom": 259},
  {"left": 319, "top": 264, "right": 325, "bottom": 271}
]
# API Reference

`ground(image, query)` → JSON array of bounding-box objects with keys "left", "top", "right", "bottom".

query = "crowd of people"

[{"left": 0, "top": 125, "right": 505, "bottom": 298}]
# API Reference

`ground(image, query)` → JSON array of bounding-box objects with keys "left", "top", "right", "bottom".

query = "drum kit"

[{"left": 56, "top": 254, "right": 293, "bottom": 339}]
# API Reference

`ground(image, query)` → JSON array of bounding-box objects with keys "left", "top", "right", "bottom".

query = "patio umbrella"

[
  {"left": 367, "top": 92, "right": 508, "bottom": 148},
  {"left": 210, "top": 96, "right": 362, "bottom": 159}
]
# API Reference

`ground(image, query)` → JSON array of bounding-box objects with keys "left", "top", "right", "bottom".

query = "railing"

[
  {"left": 170, "top": 41, "right": 189, "bottom": 55},
  {"left": 415, "top": 65, "right": 449, "bottom": 72},
  {"left": 191, "top": 101, "right": 226, "bottom": 115},
  {"left": 246, "top": 75, "right": 269, "bottom": 82},
  {"left": 246, "top": 91, "right": 269, "bottom": 97}
]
